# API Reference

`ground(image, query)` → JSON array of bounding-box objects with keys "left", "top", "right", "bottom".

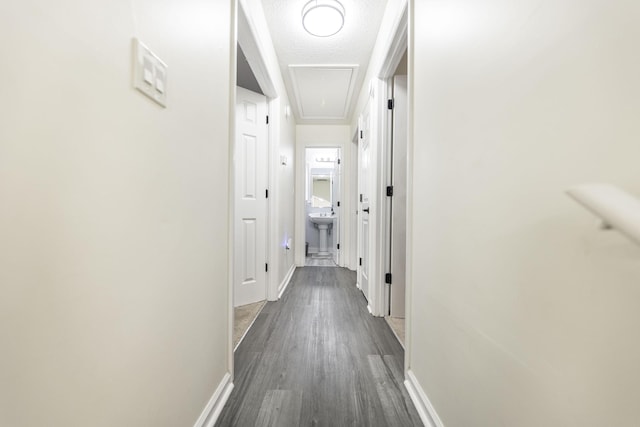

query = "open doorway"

[
  {"left": 385, "top": 50, "right": 408, "bottom": 347},
  {"left": 304, "top": 147, "right": 341, "bottom": 267},
  {"left": 351, "top": 3, "right": 408, "bottom": 349},
  {"left": 232, "top": 53, "right": 269, "bottom": 349},
  {"left": 233, "top": 84, "right": 268, "bottom": 350},
  {"left": 232, "top": 2, "right": 280, "bottom": 352}
]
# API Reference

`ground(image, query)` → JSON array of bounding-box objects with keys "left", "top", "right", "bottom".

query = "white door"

[
  {"left": 390, "top": 75, "right": 407, "bottom": 318},
  {"left": 332, "top": 154, "right": 341, "bottom": 265},
  {"left": 234, "top": 87, "right": 268, "bottom": 307},
  {"left": 358, "top": 104, "right": 371, "bottom": 301}
]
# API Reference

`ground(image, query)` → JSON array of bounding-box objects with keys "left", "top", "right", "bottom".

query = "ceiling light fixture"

[{"left": 302, "top": 0, "right": 345, "bottom": 37}]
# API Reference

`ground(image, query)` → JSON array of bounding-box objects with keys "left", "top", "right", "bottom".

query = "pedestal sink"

[{"left": 309, "top": 213, "right": 334, "bottom": 256}]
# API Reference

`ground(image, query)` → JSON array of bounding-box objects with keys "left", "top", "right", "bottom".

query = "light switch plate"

[{"left": 132, "top": 38, "right": 167, "bottom": 107}]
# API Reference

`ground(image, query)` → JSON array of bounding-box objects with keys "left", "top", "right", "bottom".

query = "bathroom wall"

[
  {"left": 305, "top": 166, "right": 335, "bottom": 254},
  {"left": 295, "top": 126, "right": 352, "bottom": 266}
]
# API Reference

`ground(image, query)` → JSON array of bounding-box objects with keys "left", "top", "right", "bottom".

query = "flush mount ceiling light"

[{"left": 302, "top": 0, "right": 345, "bottom": 37}]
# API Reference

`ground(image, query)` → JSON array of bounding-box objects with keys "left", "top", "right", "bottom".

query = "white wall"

[
  {"left": 295, "top": 125, "right": 354, "bottom": 267},
  {"left": 410, "top": 0, "right": 640, "bottom": 425},
  {"left": 0, "top": 1, "right": 233, "bottom": 426},
  {"left": 240, "top": 0, "right": 297, "bottom": 296},
  {"left": 349, "top": 136, "right": 359, "bottom": 269},
  {"left": 276, "top": 106, "right": 297, "bottom": 288}
]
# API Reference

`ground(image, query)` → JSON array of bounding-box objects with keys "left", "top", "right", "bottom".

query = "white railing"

[{"left": 567, "top": 184, "right": 640, "bottom": 245}]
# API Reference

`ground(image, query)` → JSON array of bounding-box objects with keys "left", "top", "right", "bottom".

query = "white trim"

[
  {"left": 404, "top": 0, "right": 414, "bottom": 379},
  {"left": 227, "top": 0, "right": 238, "bottom": 380},
  {"left": 371, "top": 77, "right": 389, "bottom": 317},
  {"left": 278, "top": 264, "right": 296, "bottom": 299},
  {"left": 382, "top": 77, "right": 393, "bottom": 318},
  {"left": 347, "top": 134, "right": 359, "bottom": 270},
  {"left": 295, "top": 142, "right": 347, "bottom": 267},
  {"left": 378, "top": 3, "right": 409, "bottom": 79},
  {"left": 378, "top": 10, "right": 409, "bottom": 316},
  {"left": 266, "top": 97, "right": 280, "bottom": 301},
  {"left": 405, "top": 370, "right": 444, "bottom": 427},
  {"left": 356, "top": 2, "right": 409, "bottom": 318},
  {"left": 193, "top": 373, "right": 234, "bottom": 427},
  {"left": 236, "top": 0, "right": 281, "bottom": 305}
]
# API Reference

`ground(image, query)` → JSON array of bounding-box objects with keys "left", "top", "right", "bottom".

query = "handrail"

[{"left": 567, "top": 184, "right": 640, "bottom": 245}]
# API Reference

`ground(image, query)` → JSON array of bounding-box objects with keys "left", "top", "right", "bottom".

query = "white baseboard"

[
  {"left": 278, "top": 264, "right": 296, "bottom": 299},
  {"left": 405, "top": 369, "right": 444, "bottom": 427},
  {"left": 193, "top": 372, "right": 234, "bottom": 427},
  {"left": 307, "top": 247, "right": 337, "bottom": 256}
]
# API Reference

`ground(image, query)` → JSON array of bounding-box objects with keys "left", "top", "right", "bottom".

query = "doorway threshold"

[
  {"left": 385, "top": 316, "right": 405, "bottom": 348},
  {"left": 234, "top": 300, "right": 266, "bottom": 350}
]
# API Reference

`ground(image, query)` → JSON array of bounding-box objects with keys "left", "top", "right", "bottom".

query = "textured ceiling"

[{"left": 262, "top": 0, "right": 389, "bottom": 124}]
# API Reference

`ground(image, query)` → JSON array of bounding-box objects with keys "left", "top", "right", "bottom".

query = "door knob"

[{"left": 363, "top": 208, "right": 370, "bottom": 213}]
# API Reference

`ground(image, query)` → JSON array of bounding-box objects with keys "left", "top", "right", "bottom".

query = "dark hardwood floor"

[{"left": 216, "top": 267, "right": 422, "bottom": 427}]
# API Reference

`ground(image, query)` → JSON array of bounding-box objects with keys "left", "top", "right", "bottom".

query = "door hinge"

[
  {"left": 359, "top": 194, "right": 363, "bottom": 202},
  {"left": 359, "top": 257, "right": 363, "bottom": 266},
  {"left": 265, "top": 189, "right": 269, "bottom": 198},
  {"left": 386, "top": 186, "right": 394, "bottom": 197},
  {"left": 337, "top": 158, "right": 341, "bottom": 165},
  {"left": 385, "top": 273, "right": 392, "bottom": 284},
  {"left": 265, "top": 263, "right": 269, "bottom": 272},
  {"left": 266, "top": 115, "right": 269, "bottom": 124},
  {"left": 388, "top": 99, "right": 394, "bottom": 110},
  {"left": 360, "top": 130, "right": 363, "bottom": 139},
  {"left": 337, "top": 201, "right": 340, "bottom": 207},
  {"left": 337, "top": 244, "right": 340, "bottom": 250}
]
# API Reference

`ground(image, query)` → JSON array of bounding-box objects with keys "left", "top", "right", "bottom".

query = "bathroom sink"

[{"left": 308, "top": 213, "right": 334, "bottom": 225}]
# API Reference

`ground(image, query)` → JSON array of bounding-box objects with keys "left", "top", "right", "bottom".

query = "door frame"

[
  {"left": 387, "top": 74, "right": 408, "bottom": 319},
  {"left": 294, "top": 141, "right": 348, "bottom": 267},
  {"left": 372, "top": 0, "right": 411, "bottom": 374},
  {"left": 234, "top": 86, "right": 269, "bottom": 308},
  {"left": 300, "top": 147, "right": 343, "bottom": 262},
  {"left": 356, "top": 105, "right": 372, "bottom": 305},
  {"left": 378, "top": 4, "right": 408, "bottom": 318},
  {"left": 238, "top": 0, "right": 281, "bottom": 302},
  {"left": 229, "top": 0, "right": 281, "bottom": 376},
  {"left": 355, "top": 0, "right": 409, "bottom": 343},
  {"left": 355, "top": 1, "right": 408, "bottom": 318}
]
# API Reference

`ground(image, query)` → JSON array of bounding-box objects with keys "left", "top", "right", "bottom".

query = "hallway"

[{"left": 217, "top": 267, "right": 421, "bottom": 426}]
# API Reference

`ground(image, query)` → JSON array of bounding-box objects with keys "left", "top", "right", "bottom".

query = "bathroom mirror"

[{"left": 311, "top": 175, "right": 332, "bottom": 208}]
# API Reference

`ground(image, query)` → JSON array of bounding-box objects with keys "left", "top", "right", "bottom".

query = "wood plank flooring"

[{"left": 216, "top": 267, "right": 422, "bottom": 427}]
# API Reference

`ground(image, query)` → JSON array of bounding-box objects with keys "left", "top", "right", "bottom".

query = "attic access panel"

[{"left": 289, "top": 65, "right": 359, "bottom": 120}]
